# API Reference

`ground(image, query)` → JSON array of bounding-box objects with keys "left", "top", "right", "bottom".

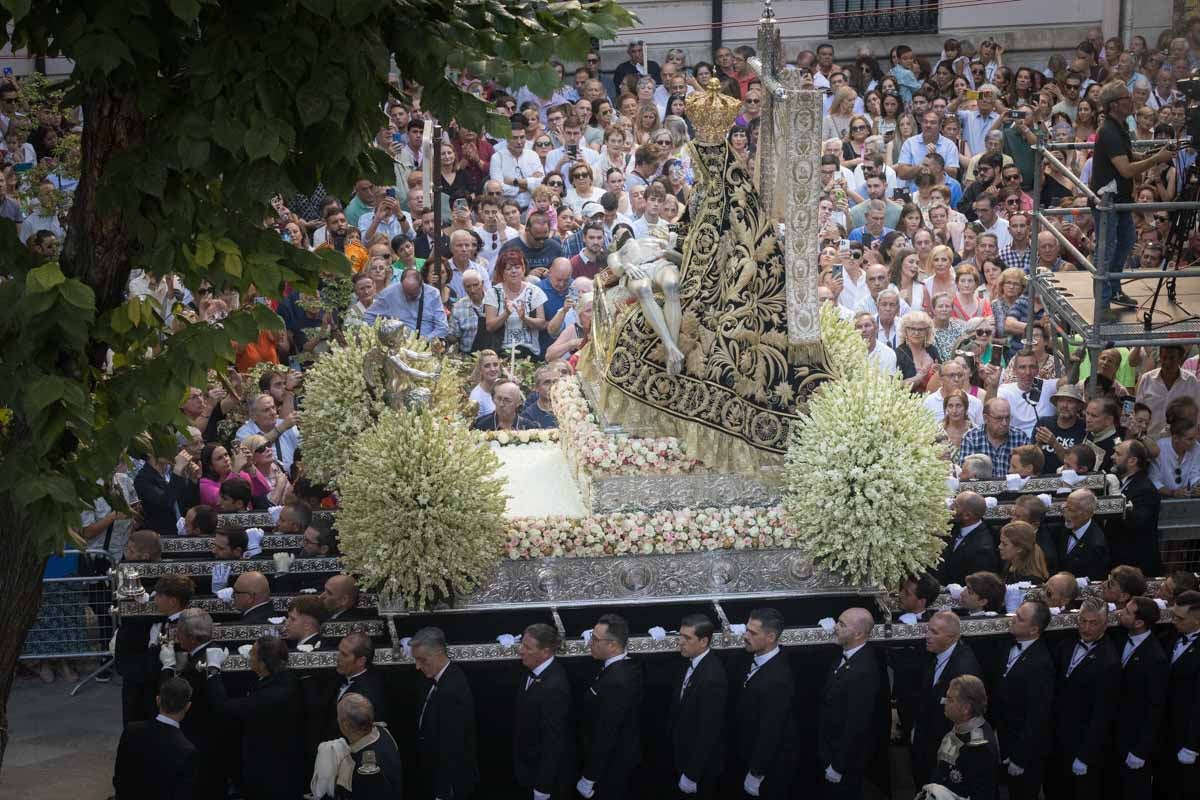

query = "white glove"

[
  {"left": 1125, "top": 752, "right": 1145, "bottom": 770},
  {"left": 297, "top": 643, "right": 315, "bottom": 653},
  {"left": 947, "top": 584, "right": 965, "bottom": 601},
  {"left": 1107, "top": 603, "right": 1117, "bottom": 613},
  {"left": 1036, "top": 493, "right": 1053, "bottom": 508},
  {"left": 575, "top": 776, "right": 595, "bottom": 798},
  {"left": 825, "top": 765, "right": 842, "bottom": 783},
  {"left": 1179, "top": 748, "right": 1198, "bottom": 765},
  {"left": 216, "top": 587, "right": 234, "bottom": 603},
  {"left": 984, "top": 497, "right": 998, "bottom": 509},
  {"left": 211, "top": 562, "right": 232, "bottom": 592},
  {"left": 268, "top": 505, "right": 283, "bottom": 525},
  {"left": 1005, "top": 473, "right": 1028, "bottom": 491},
  {"left": 678, "top": 773, "right": 698, "bottom": 794},
  {"left": 648, "top": 626, "right": 667, "bottom": 641},
  {"left": 268, "top": 616, "right": 286, "bottom": 625},
  {"left": 1007, "top": 761, "right": 1025, "bottom": 776},
  {"left": 945, "top": 476, "right": 960, "bottom": 493},
  {"left": 1154, "top": 598, "right": 1167, "bottom": 610},
  {"left": 139, "top": 590, "right": 151, "bottom": 604},
  {"left": 743, "top": 772, "right": 763, "bottom": 796},
  {"left": 148, "top": 622, "right": 163, "bottom": 647},
  {"left": 1072, "top": 758, "right": 1087, "bottom": 776},
  {"left": 729, "top": 623, "right": 747, "bottom": 636},
  {"left": 534, "top": 791, "right": 551, "bottom": 800},
  {"left": 400, "top": 637, "right": 413, "bottom": 659},
  {"left": 1061, "top": 469, "right": 1083, "bottom": 486},
  {"left": 580, "top": 630, "right": 593, "bottom": 646},
  {"left": 1005, "top": 585, "right": 1026, "bottom": 614},
  {"left": 158, "top": 645, "right": 177, "bottom": 670},
  {"left": 496, "top": 633, "right": 517, "bottom": 647},
  {"left": 206, "top": 647, "right": 229, "bottom": 670},
  {"left": 244, "top": 528, "right": 265, "bottom": 558},
  {"left": 1076, "top": 577, "right": 1089, "bottom": 590},
  {"left": 176, "top": 517, "right": 186, "bottom": 535},
  {"left": 818, "top": 617, "right": 836, "bottom": 633},
  {"left": 899, "top": 613, "right": 920, "bottom": 625},
  {"left": 109, "top": 633, "right": 117, "bottom": 656}
]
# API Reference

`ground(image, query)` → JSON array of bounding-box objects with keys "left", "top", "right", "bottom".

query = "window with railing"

[{"left": 829, "top": 0, "right": 940, "bottom": 39}]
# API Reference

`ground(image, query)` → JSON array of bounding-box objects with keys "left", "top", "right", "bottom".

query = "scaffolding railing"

[{"left": 1027, "top": 133, "right": 1200, "bottom": 381}]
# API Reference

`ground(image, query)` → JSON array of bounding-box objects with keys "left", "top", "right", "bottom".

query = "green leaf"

[
  {"left": 194, "top": 234, "right": 215, "bottom": 266},
  {"left": 1, "top": 0, "right": 33, "bottom": 22},
  {"left": 214, "top": 237, "right": 240, "bottom": 256},
  {"left": 22, "top": 375, "right": 67, "bottom": 415},
  {"left": 127, "top": 297, "right": 142, "bottom": 326},
  {"left": 26, "top": 263, "right": 66, "bottom": 293},
  {"left": 167, "top": 0, "right": 201, "bottom": 21},
  {"left": 177, "top": 137, "right": 211, "bottom": 170},
  {"left": 222, "top": 251, "right": 243, "bottom": 277},
  {"left": 58, "top": 279, "right": 95, "bottom": 312},
  {"left": 296, "top": 89, "right": 331, "bottom": 128},
  {"left": 243, "top": 127, "right": 278, "bottom": 161}
]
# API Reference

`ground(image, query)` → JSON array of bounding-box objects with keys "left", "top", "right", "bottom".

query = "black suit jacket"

[
  {"left": 1113, "top": 631, "right": 1169, "bottom": 760},
  {"left": 912, "top": 641, "right": 983, "bottom": 771},
  {"left": 991, "top": 638, "right": 1055, "bottom": 770},
  {"left": 113, "top": 718, "right": 197, "bottom": 800},
  {"left": 513, "top": 657, "right": 575, "bottom": 793},
  {"left": 668, "top": 649, "right": 727, "bottom": 782},
  {"left": 159, "top": 644, "right": 220, "bottom": 757},
  {"left": 133, "top": 462, "right": 181, "bottom": 537},
  {"left": 936, "top": 523, "right": 1000, "bottom": 586},
  {"left": 1057, "top": 520, "right": 1110, "bottom": 581},
  {"left": 1162, "top": 632, "right": 1200, "bottom": 753},
  {"left": 416, "top": 661, "right": 479, "bottom": 800},
  {"left": 818, "top": 644, "right": 882, "bottom": 775},
  {"left": 238, "top": 602, "right": 279, "bottom": 625},
  {"left": 1107, "top": 471, "right": 1162, "bottom": 574},
  {"left": 734, "top": 649, "right": 799, "bottom": 779},
  {"left": 580, "top": 656, "right": 643, "bottom": 786},
  {"left": 207, "top": 670, "right": 305, "bottom": 800},
  {"left": 330, "top": 668, "right": 390, "bottom": 734},
  {"left": 286, "top": 633, "right": 326, "bottom": 653},
  {"left": 1052, "top": 635, "right": 1120, "bottom": 765}
]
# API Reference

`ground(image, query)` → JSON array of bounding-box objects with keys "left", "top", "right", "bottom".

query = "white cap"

[{"left": 581, "top": 201, "right": 605, "bottom": 218}]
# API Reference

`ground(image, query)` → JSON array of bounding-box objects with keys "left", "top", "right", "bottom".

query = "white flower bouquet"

[
  {"left": 480, "top": 429, "right": 560, "bottom": 446},
  {"left": 782, "top": 310, "right": 948, "bottom": 588},
  {"left": 336, "top": 409, "right": 507, "bottom": 609}
]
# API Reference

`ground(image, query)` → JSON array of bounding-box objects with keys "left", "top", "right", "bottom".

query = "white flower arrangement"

[
  {"left": 819, "top": 301, "right": 870, "bottom": 380},
  {"left": 336, "top": 409, "right": 507, "bottom": 610},
  {"left": 503, "top": 505, "right": 791, "bottom": 559},
  {"left": 783, "top": 310, "right": 948, "bottom": 589},
  {"left": 480, "top": 429, "right": 560, "bottom": 447},
  {"left": 549, "top": 377, "right": 702, "bottom": 478}
]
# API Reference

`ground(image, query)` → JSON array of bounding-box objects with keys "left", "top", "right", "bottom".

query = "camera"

[{"left": 1007, "top": 110, "right": 1027, "bottom": 120}]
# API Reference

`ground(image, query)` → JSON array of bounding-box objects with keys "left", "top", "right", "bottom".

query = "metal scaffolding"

[{"left": 1027, "top": 135, "right": 1200, "bottom": 381}]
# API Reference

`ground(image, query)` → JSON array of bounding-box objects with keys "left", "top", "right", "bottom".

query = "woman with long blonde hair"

[
  {"left": 633, "top": 102, "right": 661, "bottom": 146},
  {"left": 822, "top": 86, "right": 860, "bottom": 141},
  {"left": 998, "top": 521, "right": 1049, "bottom": 583}
]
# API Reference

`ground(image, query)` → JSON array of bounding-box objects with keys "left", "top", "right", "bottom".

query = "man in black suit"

[
  {"left": 820, "top": 607, "right": 882, "bottom": 800},
  {"left": 1114, "top": 596, "right": 1169, "bottom": 799},
  {"left": 910, "top": 611, "right": 982, "bottom": 790},
  {"left": 734, "top": 607, "right": 798, "bottom": 799},
  {"left": 1158, "top": 591, "right": 1200, "bottom": 800},
  {"left": 156, "top": 608, "right": 224, "bottom": 800},
  {"left": 231, "top": 571, "right": 277, "bottom": 624},
  {"left": 113, "top": 676, "right": 198, "bottom": 799},
  {"left": 935, "top": 491, "right": 1000, "bottom": 586},
  {"left": 513, "top": 622, "right": 574, "bottom": 799},
  {"left": 1048, "top": 597, "right": 1120, "bottom": 799},
  {"left": 330, "top": 632, "right": 389, "bottom": 734},
  {"left": 116, "top": 573, "right": 193, "bottom": 725},
  {"left": 577, "top": 613, "right": 642, "bottom": 800},
  {"left": 322, "top": 574, "right": 372, "bottom": 621},
  {"left": 891, "top": 575, "right": 942, "bottom": 745},
  {"left": 335, "top": 693, "right": 404, "bottom": 800},
  {"left": 275, "top": 520, "right": 337, "bottom": 594},
  {"left": 133, "top": 446, "right": 184, "bottom": 536},
  {"left": 204, "top": 635, "right": 305, "bottom": 800},
  {"left": 1103, "top": 565, "right": 1149, "bottom": 610},
  {"left": 896, "top": 574, "right": 941, "bottom": 623},
  {"left": 412, "top": 626, "right": 479, "bottom": 800},
  {"left": 1058, "top": 489, "right": 1110, "bottom": 581},
  {"left": 282, "top": 594, "right": 328, "bottom": 652},
  {"left": 1110, "top": 439, "right": 1163, "bottom": 576},
  {"left": 992, "top": 600, "right": 1055, "bottom": 800},
  {"left": 669, "top": 613, "right": 727, "bottom": 798}
]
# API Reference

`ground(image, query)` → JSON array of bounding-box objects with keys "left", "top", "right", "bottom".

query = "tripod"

[{"left": 1146, "top": 159, "right": 1200, "bottom": 326}]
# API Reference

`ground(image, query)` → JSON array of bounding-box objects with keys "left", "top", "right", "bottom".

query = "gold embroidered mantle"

[{"left": 587, "top": 140, "right": 830, "bottom": 472}]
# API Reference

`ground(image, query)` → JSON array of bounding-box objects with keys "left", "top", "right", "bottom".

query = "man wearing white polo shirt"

[{"left": 994, "top": 350, "right": 1057, "bottom": 437}]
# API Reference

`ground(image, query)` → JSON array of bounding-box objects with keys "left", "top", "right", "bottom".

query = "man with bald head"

[
  {"left": 232, "top": 571, "right": 274, "bottom": 624},
  {"left": 1036, "top": 229, "right": 1067, "bottom": 272},
  {"left": 1058, "top": 488, "right": 1109, "bottom": 581},
  {"left": 935, "top": 491, "right": 1000, "bottom": 586},
  {"left": 1044, "top": 571, "right": 1082, "bottom": 610},
  {"left": 911, "top": 611, "right": 983, "bottom": 789},
  {"left": 959, "top": 397, "right": 1031, "bottom": 478},
  {"left": 336, "top": 693, "right": 403, "bottom": 797},
  {"left": 820, "top": 608, "right": 884, "bottom": 798},
  {"left": 322, "top": 574, "right": 369, "bottom": 621},
  {"left": 539, "top": 257, "right": 576, "bottom": 353}
]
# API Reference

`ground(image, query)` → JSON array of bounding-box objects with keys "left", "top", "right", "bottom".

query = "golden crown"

[{"left": 685, "top": 78, "right": 742, "bottom": 144}]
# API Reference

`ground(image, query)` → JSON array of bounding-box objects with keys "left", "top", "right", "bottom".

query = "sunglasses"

[
  {"left": 745, "top": 98, "right": 762, "bottom": 105},
  {"left": 1004, "top": 174, "right": 1021, "bottom": 181},
  {"left": 534, "top": 140, "right": 552, "bottom": 147},
  {"left": 254, "top": 444, "right": 271, "bottom": 454},
  {"left": 571, "top": 172, "right": 590, "bottom": 180},
  {"left": 851, "top": 125, "right": 869, "bottom": 132},
  {"left": 1065, "top": 83, "right": 1081, "bottom": 90},
  {"left": 547, "top": 180, "right": 564, "bottom": 188},
  {"left": 1154, "top": 215, "right": 1170, "bottom": 222},
  {"left": 1005, "top": 198, "right": 1021, "bottom": 205},
  {"left": 655, "top": 139, "right": 673, "bottom": 146}
]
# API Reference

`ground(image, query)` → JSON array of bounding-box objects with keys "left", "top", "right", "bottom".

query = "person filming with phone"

[{"left": 1090, "top": 82, "right": 1178, "bottom": 318}]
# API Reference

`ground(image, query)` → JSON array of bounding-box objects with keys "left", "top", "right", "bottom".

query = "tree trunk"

[
  {"left": 0, "top": 494, "right": 49, "bottom": 772},
  {"left": 63, "top": 82, "right": 146, "bottom": 320}
]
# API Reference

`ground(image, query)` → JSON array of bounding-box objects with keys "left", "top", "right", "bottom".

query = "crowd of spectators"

[{"left": 6, "top": 18, "right": 1200, "bottom": 800}]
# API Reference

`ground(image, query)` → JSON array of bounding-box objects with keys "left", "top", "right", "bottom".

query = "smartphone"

[
  {"left": 831, "top": 264, "right": 844, "bottom": 280},
  {"left": 453, "top": 198, "right": 470, "bottom": 212},
  {"left": 2, "top": 67, "right": 12, "bottom": 77},
  {"left": 385, "top": 187, "right": 397, "bottom": 199},
  {"left": 1122, "top": 398, "right": 1136, "bottom": 416},
  {"left": 884, "top": 130, "right": 895, "bottom": 142},
  {"left": 566, "top": 144, "right": 579, "bottom": 158},
  {"left": 1007, "top": 110, "right": 1028, "bottom": 120},
  {"left": 838, "top": 238, "right": 850, "bottom": 251},
  {"left": 391, "top": 132, "right": 403, "bottom": 144}
]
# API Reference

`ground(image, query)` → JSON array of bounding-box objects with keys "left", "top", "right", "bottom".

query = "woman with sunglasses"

[
  {"left": 565, "top": 164, "right": 602, "bottom": 216},
  {"left": 240, "top": 434, "right": 290, "bottom": 508},
  {"left": 841, "top": 115, "right": 874, "bottom": 169},
  {"left": 897, "top": 310, "right": 942, "bottom": 392}
]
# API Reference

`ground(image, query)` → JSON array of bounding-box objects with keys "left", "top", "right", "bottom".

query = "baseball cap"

[{"left": 581, "top": 202, "right": 605, "bottom": 218}]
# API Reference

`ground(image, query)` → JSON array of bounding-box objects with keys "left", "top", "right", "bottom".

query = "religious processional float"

[{"left": 299, "top": 33, "right": 949, "bottom": 619}]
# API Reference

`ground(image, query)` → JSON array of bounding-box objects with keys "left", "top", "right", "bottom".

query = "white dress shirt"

[
  {"left": 489, "top": 146, "right": 545, "bottom": 210},
  {"left": 867, "top": 342, "right": 898, "bottom": 376}
]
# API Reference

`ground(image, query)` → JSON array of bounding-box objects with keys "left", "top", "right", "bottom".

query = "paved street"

[{"left": 2, "top": 666, "right": 120, "bottom": 800}]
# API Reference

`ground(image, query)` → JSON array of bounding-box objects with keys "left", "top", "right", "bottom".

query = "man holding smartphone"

[{"left": 546, "top": 114, "right": 599, "bottom": 182}]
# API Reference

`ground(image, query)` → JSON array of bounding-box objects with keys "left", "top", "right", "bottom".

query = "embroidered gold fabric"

[{"left": 590, "top": 139, "right": 831, "bottom": 468}]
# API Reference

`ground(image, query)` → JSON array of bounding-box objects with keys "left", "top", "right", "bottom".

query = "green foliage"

[{"left": 0, "top": 0, "right": 631, "bottom": 556}]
